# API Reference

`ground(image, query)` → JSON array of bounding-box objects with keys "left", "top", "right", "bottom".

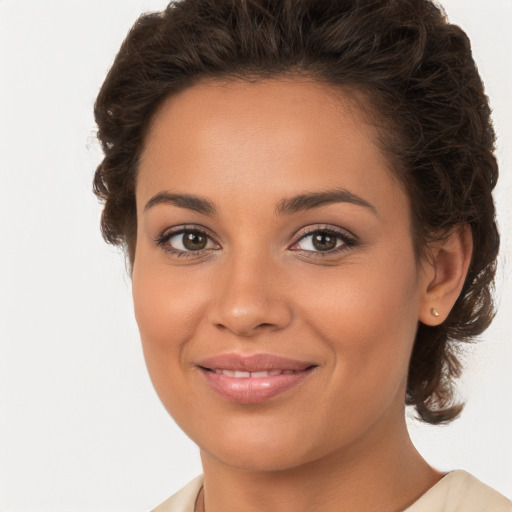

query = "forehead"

[{"left": 137, "top": 79, "right": 406, "bottom": 218}]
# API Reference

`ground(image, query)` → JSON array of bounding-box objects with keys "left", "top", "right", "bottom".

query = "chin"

[
  {"left": 192, "top": 419, "right": 325, "bottom": 473},
  {"left": 204, "top": 442, "right": 312, "bottom": 473}
]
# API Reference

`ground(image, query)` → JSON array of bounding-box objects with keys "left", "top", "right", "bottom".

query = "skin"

[{"left": 132, "top": 79, "right": 472, "bottom": 512}]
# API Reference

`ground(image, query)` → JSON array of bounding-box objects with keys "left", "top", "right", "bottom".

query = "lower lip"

[{"left": 199, "top": 368, "right": 314, "bottom": 404}]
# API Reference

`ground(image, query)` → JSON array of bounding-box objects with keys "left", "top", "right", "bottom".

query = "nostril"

[{"left": 208, "top": 299, "right": 293, "bottom": 337}]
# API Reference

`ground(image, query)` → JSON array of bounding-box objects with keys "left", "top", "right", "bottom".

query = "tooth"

[
  {"left": 213, "top": 369, "right": 298, "bottom": 378},
  {"left": 251, "top": 371, "right": 270, "bottom": 378},
  {"left": 233, "top": 371, "right": 250, "bottom": 378}
]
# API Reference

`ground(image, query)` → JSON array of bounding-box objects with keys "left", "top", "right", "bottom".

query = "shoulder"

[
  {"left": 405, "top": 470, "right": 512, "bottom": 512},
  {"left": 149, "top": 472, "right": 511, "bottom": 512},
  {"left": 151, "top": 475, "right": 204, "bottom": 512}
]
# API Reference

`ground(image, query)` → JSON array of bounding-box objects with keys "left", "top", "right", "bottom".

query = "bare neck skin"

[{"left": 197, "top": 400, "right": 441, "bottom": 512}]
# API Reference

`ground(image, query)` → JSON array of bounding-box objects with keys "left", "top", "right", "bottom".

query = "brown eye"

[
  {"left": 311, "top": 232, "right": 337, "bottom": 251},
  {"left": 162, "top": 228, "right": 218, "bottom": 253},
  {"left": 182, "top": 231, "right": 207, "bottom": 250},
  {"left": 294, "top": 229, "right": 345, "bottom": 252}
]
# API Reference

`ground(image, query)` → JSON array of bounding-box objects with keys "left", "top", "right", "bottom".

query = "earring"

[{"left": 431, "top": 307, "right": 440, "bottom": 317}]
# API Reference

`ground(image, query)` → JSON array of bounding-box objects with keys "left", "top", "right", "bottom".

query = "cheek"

[
  {"left": 133, "top": 274, "right": 198, "bottom": 345},
  {"left": 306, "top": 272, "right": 418, "bottom": 345},
  {"left": 298, "top": 255, "right": 420, "bottom": 390},
  {"left": 286, "top": 263, "right": 420, "bottom": 451},
  {"left": 131, "top": 260, "right": 209, "bottom": 400},
  {"left": 132, "top": 230, "right": 214, "bottom": 334}
]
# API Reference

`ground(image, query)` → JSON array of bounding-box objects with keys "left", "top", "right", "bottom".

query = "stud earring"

[{"left": 431, "top": 307, "right": 440, "bottom": 317}]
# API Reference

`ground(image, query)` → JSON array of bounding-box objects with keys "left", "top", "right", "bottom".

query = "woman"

[{"left": 93, "top": 0, "right": 511, "bottom": 510}]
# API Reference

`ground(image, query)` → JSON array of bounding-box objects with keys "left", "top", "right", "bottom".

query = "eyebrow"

[
  {"left": 276, "top": 188, "right": 376, "bottom": 216},
  {"left": 144, "top": 187, "right": 376, "bottom": 217},
  {"left": 144, "top": 192, "right": 217, "bottom": 216}
]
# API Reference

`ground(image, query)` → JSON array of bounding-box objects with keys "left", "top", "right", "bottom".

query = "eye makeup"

[
  {"left": 289, "top": 225, "right": 358, "bottom": 258},
  {"left": 154, "top": 223, "right": 358, "bottom": 261},
  {"left": 155, "top": 224, "right": 220, "bottom": 259}
]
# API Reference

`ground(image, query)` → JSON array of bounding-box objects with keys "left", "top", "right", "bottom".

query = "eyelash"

[
  {"left": 155, "top": 225, "right": 219, "bottom": 259},
  {"left": 291, "top": 226, "right": 357, "bottom": 258},
  {"left": 155, "top": 224, "right": 357, "bottom": 259}
]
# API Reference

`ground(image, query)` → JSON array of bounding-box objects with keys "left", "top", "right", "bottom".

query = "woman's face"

[{"left": 133, "top": 80, "right": 432, "bottom": 471}]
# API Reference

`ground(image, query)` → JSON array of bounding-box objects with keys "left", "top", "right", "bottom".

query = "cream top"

[{"left": 152, "top": 471, "right": 512, "bottom": 512}]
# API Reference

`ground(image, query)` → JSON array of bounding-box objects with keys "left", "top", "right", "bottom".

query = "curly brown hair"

[{"left": 94, "top": 0, "right": 499, "bottom": 424}]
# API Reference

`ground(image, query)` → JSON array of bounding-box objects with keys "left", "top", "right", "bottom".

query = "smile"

[
  {"left": 210, "top": 369, "right": 297, "bottom": 378},
  {"left": 197, "top": 353, "right": 317, "bottom": 404}
]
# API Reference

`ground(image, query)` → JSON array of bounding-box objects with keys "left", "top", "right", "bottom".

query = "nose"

[{"left": 208, "top": 253, "right": 293, "bottom": 338}]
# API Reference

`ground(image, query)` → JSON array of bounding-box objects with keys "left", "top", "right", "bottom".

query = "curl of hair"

[{"left": 94, "top": 0, "right": 499, "bottom": 424}]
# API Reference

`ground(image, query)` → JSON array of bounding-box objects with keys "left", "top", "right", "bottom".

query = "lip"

[
  {"left": 199, "top": 353, "right": 314, "bottom": 372},
  {"left": 197, "top": 353, "right": 317, "bottom": 404}
]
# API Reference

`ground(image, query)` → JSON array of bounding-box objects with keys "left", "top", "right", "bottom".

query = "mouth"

[
  {"left": 197, "top": 353, "right": 318, "bottom": 404},
  {"left": 204, "top": 368, "right": 301, "bottom": 378}
]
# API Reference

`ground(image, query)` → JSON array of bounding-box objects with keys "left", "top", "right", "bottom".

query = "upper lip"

[{"left": 198, "top": 353, "right": 316, "bottom": 372}]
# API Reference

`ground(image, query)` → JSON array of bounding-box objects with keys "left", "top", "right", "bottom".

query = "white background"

[{"left": 0, "top": 1, "right": 510, "bottom": 510}]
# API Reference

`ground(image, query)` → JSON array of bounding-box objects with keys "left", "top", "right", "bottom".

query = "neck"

[{"left": 198, "top": 415, "right": 441, "bottom": 512}]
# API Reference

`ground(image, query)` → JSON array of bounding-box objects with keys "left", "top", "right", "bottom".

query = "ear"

[{"left": 418, "top": 225, "right": 473, "bottom": 326}]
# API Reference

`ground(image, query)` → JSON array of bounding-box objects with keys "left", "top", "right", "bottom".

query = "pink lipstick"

[{"left": 197, "top": 353, "right": 317, "bottom": 404}]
